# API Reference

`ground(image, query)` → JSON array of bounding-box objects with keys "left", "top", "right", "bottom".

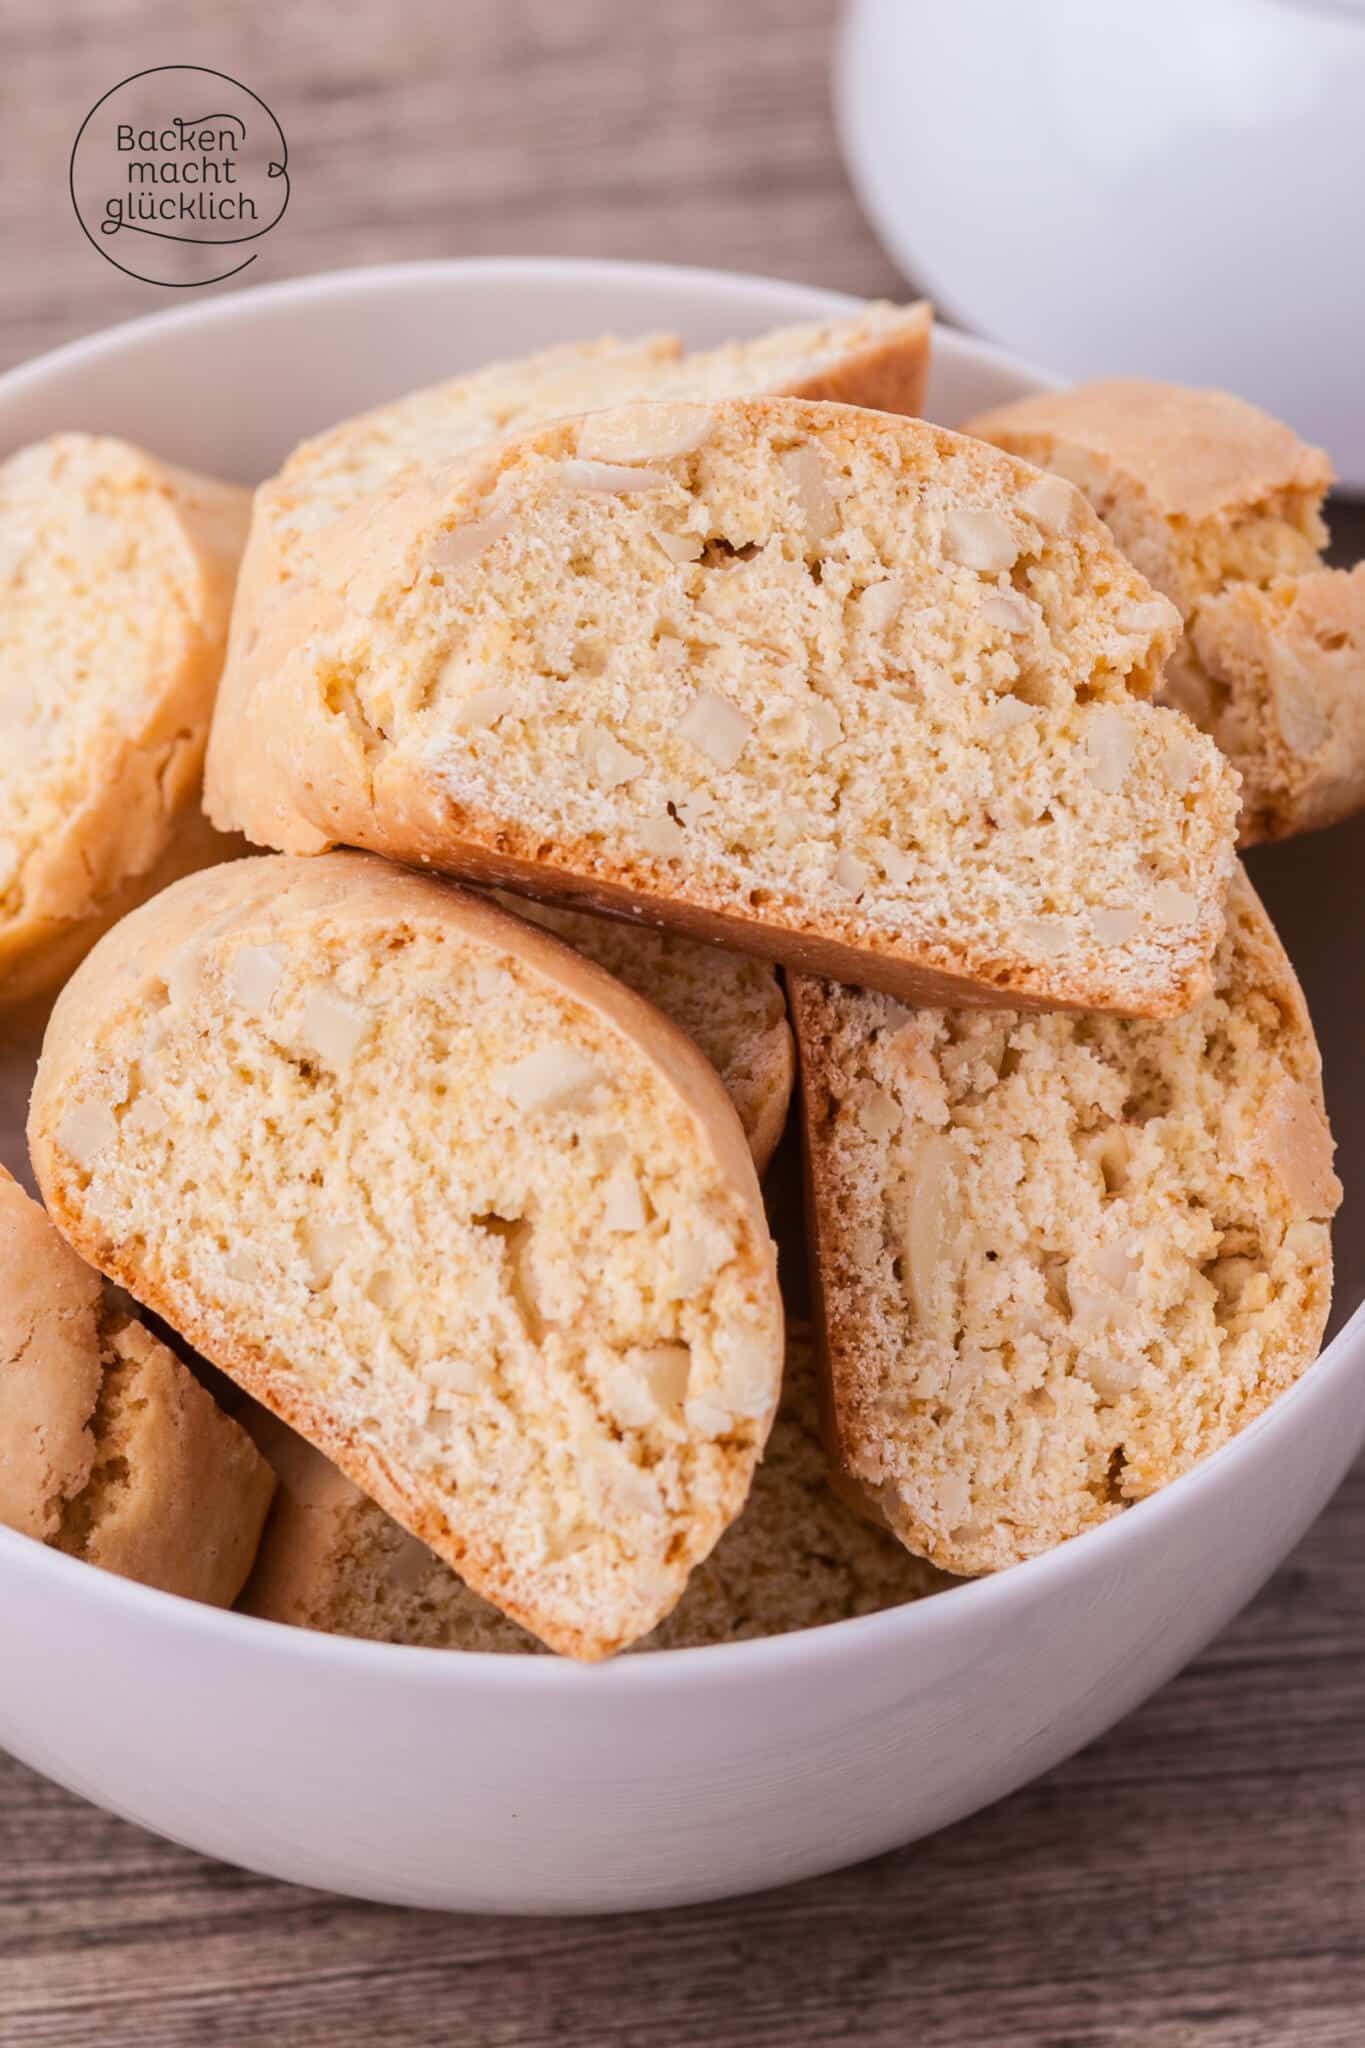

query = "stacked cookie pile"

[{"left": 1, "top": 303, "right": 1356, "bottom": 1658}]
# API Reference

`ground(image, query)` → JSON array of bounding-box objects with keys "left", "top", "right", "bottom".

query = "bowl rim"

[
  {"left": 1, "top": 252, "right": 1357, "bottom": 1692},
  {"left": 0, "top": 251, "right": 1063, "bottom": 422}
]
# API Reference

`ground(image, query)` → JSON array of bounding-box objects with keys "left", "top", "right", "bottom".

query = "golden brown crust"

[
  {"left": 300, "top": 814, "right": 1210, "bottom": 1017},
  {"left": 65, "top": 1317, "right": 276, "bottom": 1604},
  {"left": 0, "top": 1166, "right": 104, "bottom": 1541},
  {"left": 779, "top": 306, "right": 931, "bottom": 415}
]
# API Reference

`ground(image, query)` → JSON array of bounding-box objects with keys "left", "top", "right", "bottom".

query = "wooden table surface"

[{"left": 4, "top": 5, "right": 1364, "bottom": 2043}]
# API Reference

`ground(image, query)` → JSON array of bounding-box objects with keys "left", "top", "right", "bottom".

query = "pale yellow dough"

[{"left": 492, "top": 892, "right": 793, "bottom": 1172}]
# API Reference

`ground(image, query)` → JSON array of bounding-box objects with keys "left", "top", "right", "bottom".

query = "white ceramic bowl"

[
  {"left": 838, "top": 0, "right": 1365, "bottom": 488},
  {"left": 0, "top": 260, "right": 1361, "bottom": 1916}
]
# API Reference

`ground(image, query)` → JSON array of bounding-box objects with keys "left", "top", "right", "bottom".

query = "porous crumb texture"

[
  {"left": 792, "top": 870, "right": 1340, "bottom": 1575},
  {"left": 0, "top": 1168, "right": 273, "bottom": 1604},
  {"left": 29, "top": 853, "right": 784, "bottom": 1660},
  {"left": 207, "top": 305, "right": 931, "bottom": 851},
  {"left": 492, "top": 891, "right": 794, "bottom": 1171},
  {"left": 242, "top": 395, "right": 1238, "bottom": 1017},
  {"left": 240, "top": 1327, "right": 950, "bottom": 1652},
  {"left": 968, "top": 380, "right": 1365, "bottom": 843},
  {"left": 0, "top": 434, "right": 250, "bottom": 1000}
]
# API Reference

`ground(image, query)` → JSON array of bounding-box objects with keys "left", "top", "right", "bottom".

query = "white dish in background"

[
  {"left": 0, "top": 259, "right": 1361, "bottom": 1916},
  {"left": 838, "top": 0, "right": 1365, "bottom": 489}
]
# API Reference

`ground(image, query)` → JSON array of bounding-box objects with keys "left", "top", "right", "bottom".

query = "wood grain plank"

[{"left": 2, "top": 3, "right": 1364, "bottom": 2043}]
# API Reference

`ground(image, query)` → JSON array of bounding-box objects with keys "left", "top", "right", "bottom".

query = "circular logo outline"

[{"left": 70, "top": 65, "right": 290, "bottom": 288}]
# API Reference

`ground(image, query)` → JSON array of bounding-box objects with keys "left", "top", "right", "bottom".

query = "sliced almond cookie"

[
  {"left": 29, "top": 853, "right": 784, "bottom": 1661},
  {"left": 0, "top": 434, "right": 250, "bottom": 1003},
  {"left": 207, "top": 303, "right": 931, "bottom": 852},
  {"left": 0, "top": 1168, "right": 273, "bottom": 1603},
  {"left": 791, "top": 870, "right": 1340, "bottom": 1575},
  {"left": 215, "top": 395, "right": 1236, "bottom": 1018},
  {"left": 968, "top": 380, "right": 1365, "bottom": 843},
  {"left": 239, "top": 1325, "right": 949, "bottom": 1651}
]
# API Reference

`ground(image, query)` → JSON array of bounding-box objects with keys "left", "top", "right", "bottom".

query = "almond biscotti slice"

[
  {"left": 492, "top": 892, "right": 793, "bottom": 1172},
  {"left": 29, "top": 853, "right": 784, "bottom": 1660},
  {"left": 967, "top": 380, "right": 1365, "bottom": 843},
  {"left": 0, "top": 434, "right": 250, "bottom": 1004},
  {"left": 225, "top": 394, "right": 1237, "bottom": 1017},
  {"left": 792, "top": 869, "right": 1340, "bottom": 1576},
  {"left": 206, "top": 305, "right": 932, "bottom": 851},
  {"left": 239, "top": 1326, "right": 949, "bottom": 1652},
  {"left": 0, "top": 1168, "right": 274, "bottom": 1603}
]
